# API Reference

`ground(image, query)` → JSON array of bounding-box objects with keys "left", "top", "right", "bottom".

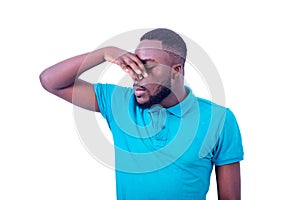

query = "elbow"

[
  {"left": 39, "top": 70, "right": 48, "bottom": 90},
  {"left": 39, "top": 70, "right": 55, "bottom": 93}
]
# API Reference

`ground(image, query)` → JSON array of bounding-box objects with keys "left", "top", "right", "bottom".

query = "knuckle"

[{"left": 120, "top": 63, "right": 127, "bottom": 70}]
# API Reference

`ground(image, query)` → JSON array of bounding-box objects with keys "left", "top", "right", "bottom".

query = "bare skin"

[
  {"left": 39, "top": 39, "right": 241, "bottom": 200},
  {"left": 216, "top": 162, "right": 241, "bottom": 200}
]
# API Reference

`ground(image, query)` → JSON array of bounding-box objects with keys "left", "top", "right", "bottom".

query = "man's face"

[{"left": 134, "top": 40, "right": 173, "bottom": 108}]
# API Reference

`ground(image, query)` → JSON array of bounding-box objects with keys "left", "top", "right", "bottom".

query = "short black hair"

[{"left": 140, "top": 28, "right": 187, "bottom": 68}]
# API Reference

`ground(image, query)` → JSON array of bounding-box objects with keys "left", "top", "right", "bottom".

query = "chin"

[
  {"left": 135, "top": 96, "right": 149, "bottom": 105},
  {"left": 135, "top": 96, "right": 152, "bottom": 109}
]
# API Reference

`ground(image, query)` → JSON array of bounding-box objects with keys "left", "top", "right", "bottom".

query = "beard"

[{"left": 135, "top": 79, "right": 172, "bottom": 109}]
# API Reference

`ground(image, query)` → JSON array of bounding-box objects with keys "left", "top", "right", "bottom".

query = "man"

[{"left": 40, "top": 28, "right": 243, "bottom": 200}]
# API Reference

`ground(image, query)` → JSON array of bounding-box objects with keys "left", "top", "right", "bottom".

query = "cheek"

[
  {"left": 145, "top": 70, "right": 170, "bottom": 85},
  {"left": 143, "top": 80, "right": 169, "bottom": 95},
  {"left": 142, "top": 83, "right": 158, "bottom": 95},
  {"left": 141, "top": 68, "right": 171, "bottom": 93}
]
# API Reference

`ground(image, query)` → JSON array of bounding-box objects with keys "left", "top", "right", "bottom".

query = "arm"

[
  {"left": 215, "top": 162, "right": 241, "bottom": 200},
  {"left": 39, "top": 46, "right": 147, "bottom": 112}
]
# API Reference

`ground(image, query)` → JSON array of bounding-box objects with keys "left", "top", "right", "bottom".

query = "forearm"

[
  {"left": 39, "top": 46, "right": 145, "bottom": 111},
  {"left": 216, "top": 162, "right": 241, "bottom": 200},
  {"left": 40, "top": 48, "right": 106, "bottom": 92}
]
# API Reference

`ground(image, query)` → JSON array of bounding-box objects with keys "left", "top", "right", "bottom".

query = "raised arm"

[
  {"left": 39, "top": 46, "right": 147, "bottom": 112},
  {"left": 215, "top": 162, "right": 241, "bottom": 200}
]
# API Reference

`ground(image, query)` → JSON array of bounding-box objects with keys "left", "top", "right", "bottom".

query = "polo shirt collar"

[{"left": 166, "top": 87, "right": 196, "bottom": 117}]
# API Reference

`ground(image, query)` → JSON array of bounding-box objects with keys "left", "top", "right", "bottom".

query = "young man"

[{"left": 40, "top": 28, "right": 243, "bottom": 200}]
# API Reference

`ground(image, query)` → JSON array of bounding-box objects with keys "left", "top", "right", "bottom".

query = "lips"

[{"left": 134, "top": 86, "right": 147, "bottom": 97}]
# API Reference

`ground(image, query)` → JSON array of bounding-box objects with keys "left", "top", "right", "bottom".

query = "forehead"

[
  {"left": 136, "top": 39, "right": 163, "bottom": 49},
  {"left": 135, "top": 40, "right": 170, "bottom": 64}
]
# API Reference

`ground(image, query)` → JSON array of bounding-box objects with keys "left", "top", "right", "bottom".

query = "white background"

[{"left": 1, "top": 0, "right": 299, "bottom": 199}]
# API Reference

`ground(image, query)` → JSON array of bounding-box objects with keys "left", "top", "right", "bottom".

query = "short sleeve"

[
  {"left": 212, "top": 109, "right": 244, "bottom": 166},
  {"left": 93, "top": 83, "right": 116, "bottom": 121}
]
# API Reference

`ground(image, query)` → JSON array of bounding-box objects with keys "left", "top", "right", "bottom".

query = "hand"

[{"left": 104, "top": 46, "right": 148, "bottom": 81}]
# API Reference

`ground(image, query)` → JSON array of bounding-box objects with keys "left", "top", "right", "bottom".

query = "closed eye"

[
  {"left": 145, "top": 65, "right": 157, "bottom": 72},
  {"left": 140, "top": 58, "right": 155, "bottom": 65},
  {"left": 138, "top": 58, "right": 158, "bottom": 72}
]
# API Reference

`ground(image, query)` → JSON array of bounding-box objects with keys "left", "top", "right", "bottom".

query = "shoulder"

[
  {"left": 194, "top": 96, "right": 239, "bottom": 132},
  {"left": 195, "top": 97, "right": 229, "bottom": 117},
  {"left": 93, "top": 83, "right": 134, "bottom": 118}
]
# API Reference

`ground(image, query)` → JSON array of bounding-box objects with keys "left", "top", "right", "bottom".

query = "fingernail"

[
  {"left": 143, "top": 72, "right": 148, "bottom": 77},
  {"left": 136, "top": 70, "right": 142, "bottom": 74}
]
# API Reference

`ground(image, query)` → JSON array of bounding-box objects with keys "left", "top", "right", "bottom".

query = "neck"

[{"left": 160, "top": 85, "right": 188, "bottom": 108}]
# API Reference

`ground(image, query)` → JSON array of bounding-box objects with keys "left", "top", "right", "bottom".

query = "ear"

[{"left": 171, "top": 64, "right": 183, "bottom": 79}]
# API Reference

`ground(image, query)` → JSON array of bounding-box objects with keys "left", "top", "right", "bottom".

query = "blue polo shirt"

[{"left": 94, "top": 83, "right": 243, "bottom": 200}]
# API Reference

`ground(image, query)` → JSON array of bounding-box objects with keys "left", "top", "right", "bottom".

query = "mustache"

[{"left": 133, "top": 83, "right": 147, "bottom": 90}]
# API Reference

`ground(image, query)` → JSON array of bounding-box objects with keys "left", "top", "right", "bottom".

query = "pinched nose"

[{"left": 132, "top": 74, "right": 144, "bottom": 85}]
